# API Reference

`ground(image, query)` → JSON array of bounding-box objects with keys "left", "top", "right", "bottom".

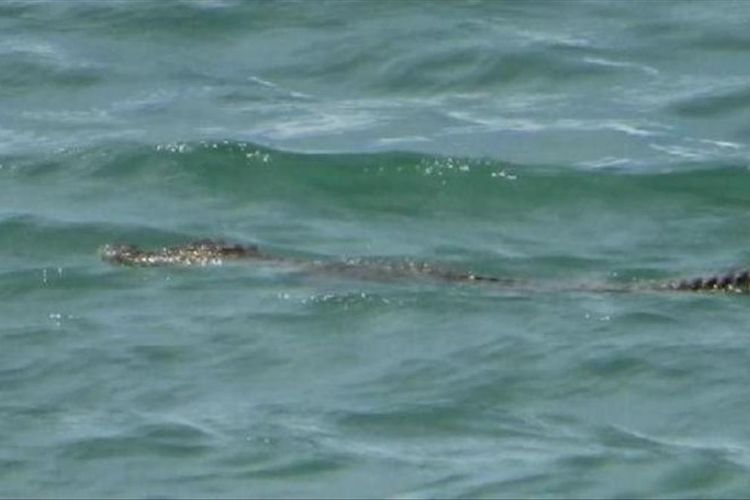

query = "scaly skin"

[
  {"left": 665, "top": 270, "right": 750, "bottom": 293},
  {"left": 99, "top": 240, "right": 268, "bottom": 267},
  {"left": 99, "top": 240, "right": 750, "bottom": 293}
]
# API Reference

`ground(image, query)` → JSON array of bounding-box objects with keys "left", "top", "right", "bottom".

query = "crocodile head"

[
  {"left": 99, "top": 240, "right": 264, "bottom": 266},
  {"left": 98, "top": 244, "right": 142, "bottom": 265}
]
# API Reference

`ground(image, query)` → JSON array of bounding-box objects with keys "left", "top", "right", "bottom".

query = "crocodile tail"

[{"left": 673, "top": 270, "right": 750, "bottom": 292}]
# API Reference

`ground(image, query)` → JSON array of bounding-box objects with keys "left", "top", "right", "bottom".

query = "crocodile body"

[{"left": 99, "top": 240, "right": 750, "bottom": 293}]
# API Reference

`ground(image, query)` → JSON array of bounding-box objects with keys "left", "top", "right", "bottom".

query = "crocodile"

[{"left": 98, "top": 240, "right": 750, "bottom": 294}]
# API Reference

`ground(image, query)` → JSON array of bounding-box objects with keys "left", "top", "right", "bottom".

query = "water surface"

[{"left": 3, "top": 1, "right": 750, "bottom": 498}]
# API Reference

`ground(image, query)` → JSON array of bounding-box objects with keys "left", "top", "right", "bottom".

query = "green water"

[{"left": 3, "top": 1, "right": 750, "bottom": 498}]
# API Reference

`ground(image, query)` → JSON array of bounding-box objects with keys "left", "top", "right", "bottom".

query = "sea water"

[{"left": 3, "top": 1, "right": 750, "bottom": 497}]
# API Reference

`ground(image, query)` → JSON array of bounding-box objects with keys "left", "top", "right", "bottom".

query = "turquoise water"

[{"left": 3, "top": 1, "right": 750, "bottom": 497}]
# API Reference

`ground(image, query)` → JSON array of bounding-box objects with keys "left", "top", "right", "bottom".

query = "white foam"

[{"left": 583, "top": 57, "right": 659, "bottom": 76}]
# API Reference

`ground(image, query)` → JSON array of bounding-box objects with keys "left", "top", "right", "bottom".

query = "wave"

[{"left": 5, "top": 139, "right": 750, "bottom": 210}]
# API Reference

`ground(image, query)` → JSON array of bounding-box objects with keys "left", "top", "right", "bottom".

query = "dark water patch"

[
  {"left": 658, "top": 450, "right": 749, "bottom": 498},
  {"left": 670, "top": 86, "right": 750, "bottom": 118},
  {"left": 335, "top": 401, "right": 554, "bottom": 444},
  {"left": 0, "top": 458, "right": 25, "bottom": 477},
  {"left": 614, "top": 310, "right": 681, "bottom": 327},
  {"left": 593, "top": 425, "right": 742, "bottom": 470},
  {"left": 7, "top": 1, "right": 252, "bottom": 39},
  {"left": 127, "top": 343, "right": 194, "bottom": 368},
  {"left": 0, "top": 57, "right": 101, "bottom": 95},
  {"left": 60, "top": 421, "right": 215, "bottom": 461},
  {"left": 690, "top": 33, "right": 750, "bottom": 53},
  {"left": 239, "top": 455, "right": 348, "bottom": 480},
  {"left": 0, "top": 326, "right": 69, "bottom": 346},
  {"left": 0, "top": 357, "right": 52, "bottom": 391},
  {"left": 0, "top": 2, "right": 35, "bottom": 18},
  {"left": 579, "top": 353, "right": 653, "bottom": 380}
]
